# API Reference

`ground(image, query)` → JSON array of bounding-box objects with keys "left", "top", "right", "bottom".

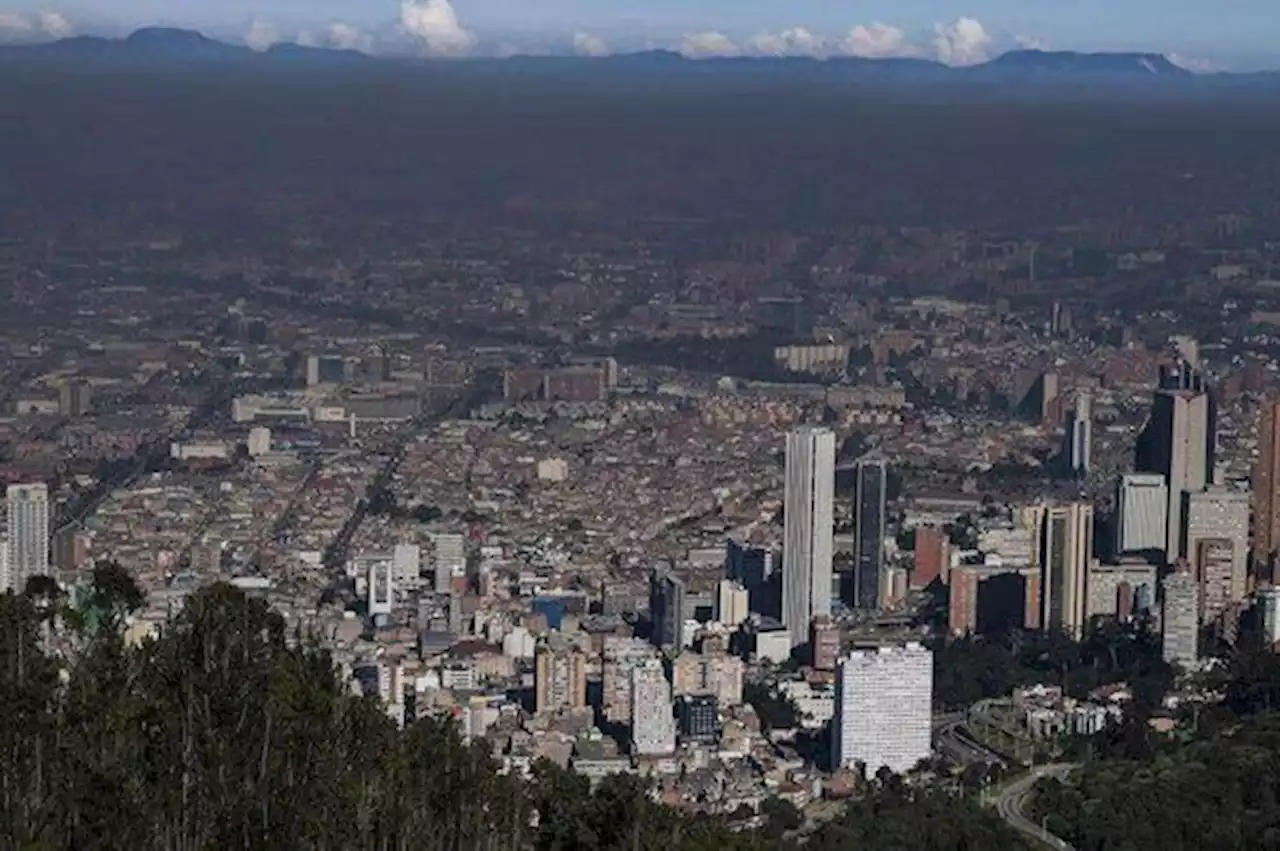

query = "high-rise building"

[
  {"left": 432, "top": 533, "right": 466, "bottom": 595},
  {"left": 1034, "top": 502, "right": 1094, "bottom": 638},
  {"left": 630, "top": 659, "right": 676, "bottom": 756},
  {"left": 367, "top": 558, "right": 393, "bottom": 617},
  {"left": 1135, "top": 383, "right": 1212, "bottom": 558},
  {"left": 392, "top": 543, "right": 421, "bottom": 589},
  {"left": 1114, "top": 473, "right": 1169, "bottom": 557},
  {"left": 1185, "top": 487, "right": 1250, "bottom": 623},
  {"left": 247, "top": 426, "right": 272, "bottom": 457},
  {"left": 782, "top": 427, "right": 836, "bottom": 649},
  {"left": 57, "top": 378, "right": 92, "bottom": 417},
  {"left": 306, "top": 354, "right": 347, "bottom": 387},
  {"left": 716, "top": 579, "right": 749, "bottom": 627},
  {"left": 671, "top": 651, "right": 744, "bottom": 707},
  {"left": 831, "top": 644, "right": 933, "bottom": 777},
  {"left": 677, "top": 695, "right": 720, "bottom": 743},
  {"left": 1257, "top": 587, "right": 1280, "bottom": 648},
  {"left": 809, "top": 617, "right": 842, "bottom": 671},
  {"left": 1063, "top": 393, "right": 1093, "bottom": 476},
  {"left": 1162, "top": 565, "right": 1199, "bottom": 668},
  {"left": 649, "top": 569, "right": 686, "bottom": 649},
  {"left": 602, "top": 637, "right": 659, "bottom": 724},
  {"left": 1254, "top": 401, "right": 1280, "bottom": 577},
  {"left": 853, "top": 458, "right": 888, "bottom": 611},
  {"left": 5, "top": 484, "right": 49, "bottom": 593},
  {"left": 912, "top": 526, "right": 949, "bottom": 589},
  {"left": 534, "top": 639, "right": 587, "bottom": 714}
]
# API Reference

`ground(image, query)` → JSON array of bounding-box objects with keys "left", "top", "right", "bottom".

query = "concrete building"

[
  {"left": 1135, "top": 386, "right": 1212, "bottom": 559},
  {"left": 716, "top": 579, "right": 749, "bottom": 627},
  {"left": 1063, "top": 392, "right": 1093, "bottom": 476},
  {"left": 1162, "top": 565, "right": 1200, "bottom": 668},
  {"left": 831, "top": 644, "right": 933, "bottom": 777},
  {"left": 853, "top": 457, "right": 888, "bottom": 611},
  {"left": 809, "top": 617, "right": 841, "bottom": 671},
  {"left": 246, "top": 426, "right": 272, "bottom": 457},
  {"left": 58, "top": 378, "right": 92, "bottom": 417},
  {"left": 649, "top": 569, "right": 686, "bottom": 649},
  {"left": 1257, "top": 587, "right": 1280, "bottom": 648},
  {"left": 392, "top": 543, "right": 421, "bottom": 589},
  {"left": 1034, "top": 502, "right": 1094, "bottom": 638},
  {"left": 432, "top": 533, "right": 466, "bottom": 595},
  {"left": 1114, "top": 473, "right": 1169, "bottom": 557},
  {"left": 630, "top": 659, "right": 676, "bottom": 756},
  {"left": 367, "top": 558, "right": 393, "bottom": 618},
  {"left": 1254, "top": 401, "right": 1280, "bottom": 579},
  {"left": 1087, "top": 562, "right": 1157, "bottom": 622},
  {"left": 534, "top": 639, "right": 588, "bottom": 714},
  {"left": 5, "top": 484, "right": 49, "bottom": 594},
  {"left": 912, "top": 526, "right": 948, "bottom": 589},
  {"left": 671, "top": 651, "right": 744, "bottom": 707},
  {"left": 783, "top": 426, "right": 835, "bottom": 649},
  {"left": 1185, "top": 487, "right": 1250, "bottom": 623},
  {"left": 602, "top": 637, "right": 658, "bottom": 724}
]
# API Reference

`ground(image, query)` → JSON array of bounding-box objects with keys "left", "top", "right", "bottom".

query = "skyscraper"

[
  {"left": 1162, "top": 564, "right": 1199, "bottom": 668},
  {"left": 5, "top": 484, "right": 49, "bottom": 593},
  {"left": 1063, "top": 393, "right": 1093, "bottom": 477},
  {"left": 783, "top": 426, "right": 835, "bottom": 649},
  {"left": 1253, "top": 401, "right": 1280, "bottom": 576},
  {"left": 367, "top": 558, "right": 393, "bottom": 618},
  {"left": 853, "top": 458, "right": 887, "bottom": 611},
  {"left": 1185, "top": 487, "right": 1250, "bottom": 625},
  {"left": 1135, "top": 387, "right": 1212, "bottom": 558},
  {"left": 831, "top": 644, "right": 933, "bottom": 777},
  {"left": 649, "top": 568, "right": 686, "bottom": 649},
  {"left": 1114, "top": 473, "right": 1169, "bottom": 557},
  {"left": 534, "top": 639, "right": 588, "bottom": 714},
  {"left": 432, "top": 533, "right": 465, "bottom": 595},
  {"left": 630, "top": 658, "right": 676, "bottom": 756},
  {"left": 1034, "top": 502, "right": 1094, "bottom": 638}
]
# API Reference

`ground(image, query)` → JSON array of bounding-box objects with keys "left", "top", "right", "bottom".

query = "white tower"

[
  {"left": 782, "top": 426, "right": 835, "bottom": 649},
  {"left": 367, "top": 558, "right": 394, "bottom": 618},
  {"left": 831, "top": 644, "right": 933, "bottom": 777},
  {"left": 6, "top": 483, "right": 49, "bottom": 593},
  {"left": 630, "top": 658, "right": 676, "bottom": 756}
]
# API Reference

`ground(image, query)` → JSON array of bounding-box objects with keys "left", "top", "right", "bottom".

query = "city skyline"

[{"left": 3, "top": 1, "right": 1280, "bottom": 69}]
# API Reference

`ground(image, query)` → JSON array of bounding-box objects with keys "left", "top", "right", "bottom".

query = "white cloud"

[
  {"left": 244, "top": 19, "right": 278, "bottom": 51},
  {"left": 747, "top": 27, "right": 824, "bottom": 57},
  {"left": 1168, "top": 53, "right": 1215, "bottom": 73},
  {"left": 328, "top": 22, "right": 374, "bottom": 53},
  {"left": 0, "top": 11, "right": 34, "bottom": 36},
  {"left": 677, "top": 31, "right": 742, "bottom": 59},
  {"left": 572, "top": 32, "right": 609, "bottom": 57},
  {"left": 1015, "top": 34, "right": 1050, "bottom": 51},
  {"left": 399, "top": 0, "right": 475, "bottom": 57},
  {"left": 838, "top": 23, "right": 920, "bottom": 59},
  {"left": 933, "top": 17, "right": 991, "bottom": 66},
  {"left": 37, "top": 10, "right": 71, "bottom": 38},
  {"left": 295, "top": 30, "right": 320, "bottom": 48}
]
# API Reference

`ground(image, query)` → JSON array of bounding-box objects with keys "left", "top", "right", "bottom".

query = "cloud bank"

[
  {"left": 399, "top": 0, "right": 474, "bottom": 56},
  {"left": 0, "top": 8, "right": 73, "bottom": 40}
]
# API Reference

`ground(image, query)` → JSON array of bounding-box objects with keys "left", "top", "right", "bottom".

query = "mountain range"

[{"left": 1, "top": 26, "right": 1275, "bottom": 90}]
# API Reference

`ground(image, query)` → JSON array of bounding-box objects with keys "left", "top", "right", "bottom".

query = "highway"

[{"left": 994, "top": 764, "right": 1078, "bottom": 851}]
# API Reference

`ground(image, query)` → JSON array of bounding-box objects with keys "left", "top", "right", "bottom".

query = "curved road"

[{"left": 995, "top": 764, "right": 1078, "bottom": 851}]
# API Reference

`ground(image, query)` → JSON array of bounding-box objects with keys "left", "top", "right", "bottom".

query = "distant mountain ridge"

[{"left": 0, "top": 27, "right": 1259, "bottom": 86}]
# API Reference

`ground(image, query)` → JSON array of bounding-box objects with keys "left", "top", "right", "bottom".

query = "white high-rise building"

[
  {"left": 367, "top": 558, "right": 394, "bottom": 617},
  {"left": 1162, "top": 567, "right": 1199, "bottom": 667},
  {"left": 1115, "top": 474, "right": 1169, "bottom": 556},
  {"left": 432, "top": 533, "right": 466, "bottom": 594},
  {"left": 717, "top": 579, "right": 750, "bottom": 627},
  {"left": 831, "top": 644, "right": 933, "bottom": 777},
  {"left": 246, "top": 426, "right": 272, "bottom": 457},
  {"left": 630, "top": 658, "right": 676, "bottom": 756},
  {"left": 783, "top": 426, "right": 835, "bottom": 649},
  {"left": 1064, "top": 393, "right": 1093, "bottom": 476},
  {"left": 5, "top": 484, "right": 49, "bottom": 593}
]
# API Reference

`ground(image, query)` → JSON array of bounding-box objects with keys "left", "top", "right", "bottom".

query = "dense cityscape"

[{"left": 7, "top": 23, "right": 1280, "bottom": 851}]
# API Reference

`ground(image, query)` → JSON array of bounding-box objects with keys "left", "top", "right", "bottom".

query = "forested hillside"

[{"left": 0, "top": 573, "right": 1022, "bottom": 850}]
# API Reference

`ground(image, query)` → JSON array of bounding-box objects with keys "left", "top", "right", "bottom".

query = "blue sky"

[{"left": 4, "top": 0, "right": 1280, "bottom": 68}]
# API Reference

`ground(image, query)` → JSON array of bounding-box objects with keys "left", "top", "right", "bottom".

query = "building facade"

[
  {"left": 853, "top": 458, "right": 888, "bottom": 611},
  {"left": 831, "top": 644, "right": 933, "bottom": 777},
  {"left": 782, "top": 427, "right": 835, "bottom": 649},
  {"left": 631, "top": 659, "right": 677, "bottom": 756},
  {"left": 1115, "top": 473, "right": 1169, "bottom": 557},
  {"left": 5, "top": 483, "right": 49, "bottom": 594}
]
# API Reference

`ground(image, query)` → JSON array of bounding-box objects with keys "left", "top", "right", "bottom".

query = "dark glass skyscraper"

[{"left": 853, "top": 459, "right": 887, "bottom": 610}]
